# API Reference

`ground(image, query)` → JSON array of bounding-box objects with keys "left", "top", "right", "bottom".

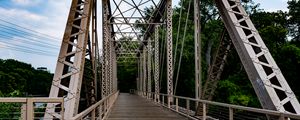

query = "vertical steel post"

[
  {"left": 27, "top": 99, "right": 34, "bottom": 120},
  {"left": 102, "top": 0, "right": 109, "bottom": 97},
  {"left": 140, "top": 57, "right": 143, "bottom": 94},
  {"left": 21, "top": 104, "right": 26, "bottom": 119},
  {"left": 176, "top": 98, "right": 179, "bottom": 112},
  {"left": 137, "top": 59, "right": 140, "bottom": 91},
  {"left": 109, "top": 39, "right": 113, "bottom": 94},
  {"left": 143, "top": 47, "right": 147, "bottom": 96},
  {"left": 203, "top": 103, "right": 206, "bottom": 119},
  {"left": 115, "top": 52, "right": 118, "bottom": 92},
  {"left": 154, "top": 25, "right": 160, "bottom": 102},
  {"left": 229, "top": 107, "right": 233, "bottom": 120},
  {"left": 166, "top": 0, "right": 173, "bottom": 104},
  {"left": 194, "top": 0, "right": 201, "bottom": 101},
  {"left": 107, "top": 36, "right": 111, "bottom": 95},
  {"left": 112, "top": 50, "right": 117, "bottom": 92},
  {"left": 91, "top": 0, "right": 98, "bottom": 102},
  {"left": 147, "top": 42, "right": 152, "bottom": 98}
]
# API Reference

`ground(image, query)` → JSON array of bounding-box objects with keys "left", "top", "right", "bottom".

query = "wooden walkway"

[{"left": 106, "top": 93, "right": 188, "bottom": 120}]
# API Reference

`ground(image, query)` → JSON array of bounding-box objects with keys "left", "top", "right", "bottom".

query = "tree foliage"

[
  {"left": 288, "top": 0, "right": 300, "bottom": 42},
  {"left": 0, "top": 59, "right": 53, "bottom": 97}
]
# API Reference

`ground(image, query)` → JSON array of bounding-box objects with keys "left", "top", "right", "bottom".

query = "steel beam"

[
  {"left": 202, "top": 29, "right": 232, "bottom": 101},
  {"left": 109, "top": 37, "right": 113, "bottom": 94},
  {"left": 137, "top": 59, "right": 140, "bottom": 91},
  {"left": 113, "top": 50, "right": 117, "bottom": 92},
  {"left": 216, "top": 0, "right": 300, "bottom": 114},
  {"left": 91, "top": 0, "right": 99, "bottom": 102},
  {"left": 102, "top": 0, "right": 110, "bottom": 97},
  {"left": 166, "top": 0, "right": 173, "bottom": 103},
  {"left": 154, "top": 25, "right": 160, "bottom": 102},
  {"left": 147, "top": 42, "right": 152, "bottom": 98},
  {"left": 194, "top": 0, "right": 202, "bottom": 101},
  {"left": 143, "top": 47, "right": 147, "bottom": 96},
  {"left": 139, "top": 57, "right": 143, "bottom": 94},
  {"left": 45, "top": 0, "right": 93, "bottom": 118}
]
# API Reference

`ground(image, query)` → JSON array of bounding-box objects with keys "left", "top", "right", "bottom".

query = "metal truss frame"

[
  {"left": 40, "top": 0, "right": 300, "bottom": 118},
  {"left": 108, "top": 0, "right": 173, "bottom": 102},
  {"left": 109, "top": 0, "right": 166, "bottom": 62},
  {"left": 201, "top": 29, "right": 232, "bottom": 101},
  {"left": 45, "top": 0, "right": 95, "bottom": 119},
  {"left": 216, "top": 0, "right": 300, "bottom": 114},
  {"left": 44, "top": 0, "right": 300, "bottom": 118}
]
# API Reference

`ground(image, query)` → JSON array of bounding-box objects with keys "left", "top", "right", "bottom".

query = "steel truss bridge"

[{"left": 1, "top": 0, "right": 300, "bottom": 119}]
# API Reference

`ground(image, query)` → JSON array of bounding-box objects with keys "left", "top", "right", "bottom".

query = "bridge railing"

[
  {"left": 135, "top": 90, "right": 300, "bottom": 120},
  {"left": 71, "top": 91, "right": 119, "bottom": 120},
  {"left": 0, "top": 97, "right": 64, "bottom": 120}
]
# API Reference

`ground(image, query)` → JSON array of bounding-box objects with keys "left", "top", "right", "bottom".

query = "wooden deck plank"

[{"left": 106, "top": 93, "right": 188, "bottom": 120}]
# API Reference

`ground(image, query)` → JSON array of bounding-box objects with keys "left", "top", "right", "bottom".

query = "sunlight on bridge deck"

[{"left": 107, "top": 93, "right": 188, "bottom": 120}]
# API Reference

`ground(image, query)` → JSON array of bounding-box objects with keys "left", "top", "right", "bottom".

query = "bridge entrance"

[
  {"left": 44, "top": 0, "right": 300, "bottom": 118},
  {"left": 1, "top": 0, "right": 300, "bottom": 119}
]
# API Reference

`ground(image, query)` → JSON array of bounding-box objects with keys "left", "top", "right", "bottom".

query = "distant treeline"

[{"left": 0, "top": 59, "right": 52, "bottom": 97}]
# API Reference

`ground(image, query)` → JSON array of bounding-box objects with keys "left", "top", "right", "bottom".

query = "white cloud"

[
  {"left": 0, "top": 42, "right": 7, "bottom": 48},
  {"left": 11, "top": 0, "right": 41, "bottom": 6},
  {"left": 36, "top": 0, "right": 71, "bottom": 39},
  {"left": 0, "top": 7, "right": 46, "bottom": 22},
  {"left": 0, "top": 42, "right": 15, "bottom": 59}
]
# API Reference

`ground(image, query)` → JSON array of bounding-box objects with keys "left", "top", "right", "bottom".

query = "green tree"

[
  {"left": 288, "top": 0, "right": 300, "bottom": 43},
  {"left": 0, "top": 59, "right": 52, "bottom": 96},
  {"left": 0, "top": 90, "right": 23, "bottom": 119}
]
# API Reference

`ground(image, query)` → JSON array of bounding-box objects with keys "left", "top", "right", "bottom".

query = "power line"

[
  {"left": 0, "top": 5, "right": 62, "bottom": 41},
  {"left": 0, "top": 23, "right": 61, "bottom": 44},
  {"left": 0, "top": 25, "right": 60, "bottom": 48},
  {"left": 0, "top": 33, "right": 59, "bottom": 50},
  {"left": 0, "top": 6, "right": 58, "bottom": 57},
  {"left": 0, "top": 21, "right": 61, "bottom": 43},
  {"left": 0, "top": 46, "right": 56, "bottom": 57},
  {"left": 0, "top": 43, "right": 57, "bottom": 57},
  {"left": 0, "top": 40, "right": 57, "bottom": 55},
  {"left": 0, "top": 18, "right": 61, "bottom": 41},
  {"left": 0, "top": 29, "right": 59, "bottom": 48}
]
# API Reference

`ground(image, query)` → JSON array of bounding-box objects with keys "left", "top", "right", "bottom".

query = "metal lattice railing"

[
  {"left": 71, "top": 91, "right": 119, "bottom": 120},
  {"left": 0, "top": 98, "right": 64, "bottom": 120},
  {"left": 0, "top": 91, "right": 119, "bottom": 120},
  {"left": 135, "top": 90, "right": 300, "bottom": 120}
]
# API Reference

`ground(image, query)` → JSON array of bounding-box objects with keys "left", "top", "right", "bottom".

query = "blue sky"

[{"left": 0, "top": 0, "right": 289, "bottom": 73}]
